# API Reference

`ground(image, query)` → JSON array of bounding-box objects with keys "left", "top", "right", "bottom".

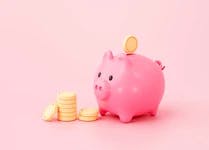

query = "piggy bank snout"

[
  {"left": 95, "top": 84, "right": 103, "bottom": 91},
  {"left": 94, "top": 80, "right": 110, "bottom": 100}
]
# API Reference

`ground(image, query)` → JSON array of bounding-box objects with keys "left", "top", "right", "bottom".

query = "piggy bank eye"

[
  {"left": 109, "top": 75, "right": 113, "bottom": 81},
  {"left": 98, "top": 72, "right": 101, "bottom": 78}
]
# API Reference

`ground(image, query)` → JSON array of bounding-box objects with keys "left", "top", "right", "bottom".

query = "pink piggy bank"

[{"left": 94, "top": 51, "right": 165, "bottom": 123}]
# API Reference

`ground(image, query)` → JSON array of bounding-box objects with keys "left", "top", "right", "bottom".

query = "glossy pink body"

[{"left": 94, "top": 51, "right": 165, "bottom": 123}]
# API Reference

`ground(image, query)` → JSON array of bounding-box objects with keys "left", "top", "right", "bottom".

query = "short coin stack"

[
  {"left": 78, "top": 108, "right": 99, "bottom": 121},
  {"left": 57, "top": 92, "right": 77, "bottom": 122}
]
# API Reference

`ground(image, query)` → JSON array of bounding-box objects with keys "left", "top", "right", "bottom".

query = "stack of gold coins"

[
  {"left": 78, "top": 108, "right": 99, "bottom": 121},
  {"left": 57, "top": 92, "right": 77, "bottom": 121}
]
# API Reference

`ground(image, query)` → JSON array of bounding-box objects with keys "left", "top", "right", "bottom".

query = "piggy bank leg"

[
  {"left": 119, "top": 114, "right": 133, "bottom": 123},
  {"left": 150, "top": 108, "right": 158, "bottom": 116},
  {"left": 99, "top": 108, "right": 107, "bottom": 116}
]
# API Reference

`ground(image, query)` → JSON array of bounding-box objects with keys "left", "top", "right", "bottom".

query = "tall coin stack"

[{"left": 57, "top": 92, "right": 77, "bottom": 121}]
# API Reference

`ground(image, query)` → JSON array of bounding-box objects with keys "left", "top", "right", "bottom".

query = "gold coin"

[
  {"left": 58, "top": 112, "right": 77, "bottom": 117},
  {"left": 79, "top": 108, "right": 98, "bottom": 117},
  {"left": 58, "top": 115, "right": 77, "bottom": 122},
  {"left": 57, "top": 103, "right": 76, "bottom": 109},
  {"left": 58, "top": 97, "right": 76, "bottom": 101},
  {"left": 57, "top": 91, "right": 76, "bottom": 100},
  {"left": 123, "top": 35, "right": 138, "bottom": 54},
  {"left": 57, "top": 99, "right": 76, "bottom": 105},
  {"left": 78, "top": 115, "right": 98, "bottom": 122},
  {"left": 58, "top": 107, "right": 77, "bottom": 113},
  {"left": 42, "top": 104, "right": 58, "bottom": 121}
]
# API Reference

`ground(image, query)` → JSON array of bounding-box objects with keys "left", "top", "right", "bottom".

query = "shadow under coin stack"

[{"left": 57, "top": 92, "right": 77, "bottom": 121}]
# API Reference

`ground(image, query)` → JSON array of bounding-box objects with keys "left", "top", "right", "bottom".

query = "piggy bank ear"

[
  {"left": 103, "top": 50, "right": 113, "bottom": 60},
  {"left": 118, "top": 54, "right": 131, "bottom": 67}
]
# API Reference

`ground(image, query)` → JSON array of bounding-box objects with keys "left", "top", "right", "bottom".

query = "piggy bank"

[{"left": 93, "top": 51, "right": 165, "bottom": 123}]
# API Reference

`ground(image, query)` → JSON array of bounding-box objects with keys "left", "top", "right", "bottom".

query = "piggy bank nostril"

[
  {"left": 95, "top": 85, "right": 98, "bottom": 89},
  {"left": 99, "top": 86, "right": 102, "bottom": 90}
]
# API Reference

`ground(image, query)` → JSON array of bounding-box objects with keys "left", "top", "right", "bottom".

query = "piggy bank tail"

[{"left": 155, "top": 60, "right": 165, "bottom": 70}]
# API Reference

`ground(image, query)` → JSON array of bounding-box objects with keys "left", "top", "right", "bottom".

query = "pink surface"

[{"left": 0, "top": 0, "right": 209, "bottom": 149}]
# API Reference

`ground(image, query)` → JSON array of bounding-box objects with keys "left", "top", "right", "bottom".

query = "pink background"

[{"left": 0, "top": 0, "right": 209, "bottom": 149}]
